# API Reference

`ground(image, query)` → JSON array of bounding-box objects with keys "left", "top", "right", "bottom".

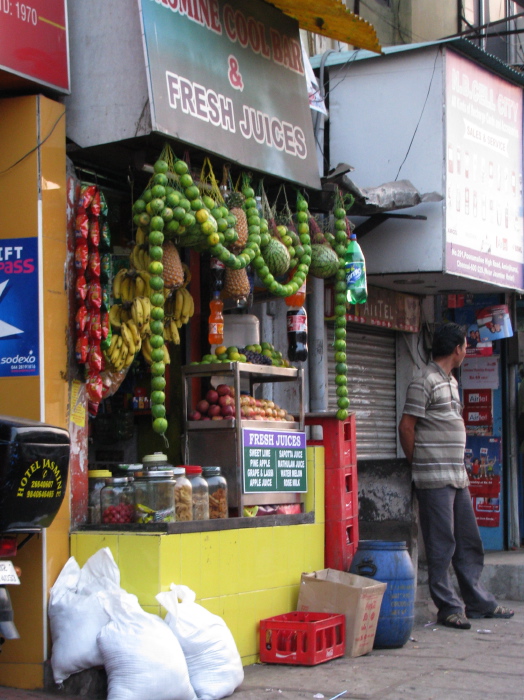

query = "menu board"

[{"left": 242, "top": 428, "right": 307, "bottom": 493}]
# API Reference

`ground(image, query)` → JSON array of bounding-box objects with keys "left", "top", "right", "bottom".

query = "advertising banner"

[
  {"left": 445, "top": 50, "right": 524, "bottom": 290},
  {"left": 0, "top": 0, "right": 69, "bottom": 92},
  {"left": 0, "top": 238, "right": 39, "bottom": 377},
  {"left": 242, "top": 428, "right": 307, "bottom": 493},
  {"left": 466, "top": 436, "right": 501, "bottom": 527},
  {"left": 139, "top": 0, "right": 320, "bottom": 189}
]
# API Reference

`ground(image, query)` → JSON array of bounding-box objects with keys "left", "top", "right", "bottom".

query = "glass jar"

[
  {"left": 202, "top": 466, "right": 228, "bottom": 519},
  {"left": 100, "top": 477, "right": 135, "bottom": 524},
  {"left": 142, "top": 452, "right": 172, "bottom": 470},
  {"left": 183, "top": 465, "right": 209, "bottom": 520},
  {"left": 134, "top": 469, "right": 176, "bottom": 523},
  {"left": 88, "top": 469, "right": 112, "bottom": 524},
  {"left": 173, "top": 467, "right": 193, "bottom": 521}
]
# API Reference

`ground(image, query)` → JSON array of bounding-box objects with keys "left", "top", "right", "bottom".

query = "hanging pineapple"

[
  {"left": 226, "top": 191, "right": 248, "bottom": 252},
  {"left": 162, "top": 241, "right": 184, "bottom": 289},
  {"left": 223, "top": 266, "right": 250, "bottom": 302}
]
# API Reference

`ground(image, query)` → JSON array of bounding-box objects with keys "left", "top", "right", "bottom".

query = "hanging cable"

[{"left": 0, "top": 110, "right": 65, "bottom": 177}]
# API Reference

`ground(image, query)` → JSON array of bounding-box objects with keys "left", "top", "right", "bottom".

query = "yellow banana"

[
  {"left": 174, "top": 289, "right": 184, "bottom": 321},
  {"left": 133, "top": 297, "right": 144, "bottom": 331},
  {"left": 170, "top": 318, "right": 181, "bottom": 345},
  {"left": 121, "top": 321, "right": 136, "bottom": 356},
  {"left": 163, "top": 344, "right": 171, "bottom": 365},
  {"left": 175, "top": 318, "right": 183, "bottom": 329},
  {"left": 140, "top": 296, "right": 151, "bottom": 324},
  {"left": 124, "top": 348, "right": 135, "bottom": 368},
  {"left": 104, "top": 333, "right": 119, "bottom": 363},
  {"left": 139, "top": 270, "right": 151, "bottom": 296},
  {"left": 127, "top": 319, "right": 141, "bottom": 346},
  {"left": 163, "top": 320, "right": 172, "bottom": 343},
  {"left": 180, "top": 287, "right": 192, "bottom": 319},
  {"left": 141, "top": 337, "right": 152, "bottom": 365},
  {"left": 112, "top": 268, "right": 127, "bottom": 299},
  {"left": 120, "top": 277, "right": 132, "bottom": 303},
  {"left": 110, "top": 335, "right": 123, "bottom": 364},
  {"left": 120, "top": 306, "right": 131, "bottom": 323},
  {"left": 184, "top": 288, "right": 194, "bottom": 318},
  {"left": 115, "top": 344, "right": 128, "bottom": 372},
  {"left": 136, "top": 227, "right": 147, "bottom": 246},
  {"left": 135, "top": 274, "right": 145, "bottom": 297},
  {"left": 109, "top": 304, "right": 122, "bottom": 329}
]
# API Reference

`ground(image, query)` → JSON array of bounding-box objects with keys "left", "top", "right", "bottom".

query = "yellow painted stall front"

[
  {"left": 0, "top": 94, "right": 70, "bottom": 689},
  {"left": 71, "top": 445, "right": 325, "bottom": 665}
]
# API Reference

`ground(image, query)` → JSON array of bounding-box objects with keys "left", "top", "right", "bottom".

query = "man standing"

[{"left": 398, "top": 323, "right": 514, "bottom": 629}]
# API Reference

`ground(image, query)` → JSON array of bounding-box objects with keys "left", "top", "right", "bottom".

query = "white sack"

[
  {"left": 97, "top": 590, "right": 196, "bottom": 700},
  {"left": 157, "top": 585, "right": 244, "bottom": 700},
  {"left": 49, "top": 548, "right": 122, "bottom": 684}
]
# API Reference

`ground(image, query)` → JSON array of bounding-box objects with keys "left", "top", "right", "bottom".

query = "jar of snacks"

[
  {"left": 183, "top": 465, "right": 209, "bottom": 520},
  {"left": 100, "top": 477, "right": 135, "bottom": 524},
  {"left": 134, "top": 470, "right": 176, "bottom": 523},
  {"left": 202, "top": 466, "right": 228, "bottom": 519},
  {"left": 88, "top": 469, "right": 112, "bottom": 524},
  {"left": 142, "top": 452, "right": 172, "bottom": 470},
  {"left": 173, "top": 467, "right": 193, "bottom": 521}
]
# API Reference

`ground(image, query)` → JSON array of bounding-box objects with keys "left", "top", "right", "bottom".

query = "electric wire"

[
  {"left": 394, "top": 47, "right": 440, "bottom": 181},
  {"left": 0, "top": 109, "right": 65, "bottom": 177}
]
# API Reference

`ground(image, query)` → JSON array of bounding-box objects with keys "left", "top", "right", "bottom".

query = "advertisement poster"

[
  {"left": 466, "top": 436, "right": 501, "bottom": 527},
  {"left": 445, "top": 51, "right": 524, "bottom": 290},
  {"left": 139, "top": 0, "right": 320, "bottom": 188},
  {"left": 0, "top": 0, "right": 69, "bottom": 92},
  {"left": 0, "top": 238, "right": 39, "bottom": 377},
  {"left": 243, "top": 428, "right": 307, "bottom": 493}
]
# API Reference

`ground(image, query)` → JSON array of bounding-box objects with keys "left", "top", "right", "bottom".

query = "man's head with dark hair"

[{"left": 432, "top": 323, "right": 466, "bottom": 359}]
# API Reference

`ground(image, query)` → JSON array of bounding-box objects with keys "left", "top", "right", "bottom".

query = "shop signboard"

[
  {"left": 0, "top": 237, "right": 39, "bottom": 377},
  {"left": 242, "top": 427, "right": 307, "bottom": 493},
  {"left": 139, "top": 0, "right": 320, "bottom": 189},
  {"left": 0, "top": 0, "right": 69, "bottom": 92},
  {"left": 444, "top": 50, "right": 524, "bottom": 290}
]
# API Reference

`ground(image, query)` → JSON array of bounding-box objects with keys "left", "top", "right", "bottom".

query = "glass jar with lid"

[
  {"left": 142, "top": 452, "right": 172, "bottom": 470},
  {"left": 202, "top": 466, "right": 228, "bottom": 519},
  {"left": 88, "top": 469, "right": 112, "bottom": 524},
  {"left": 173, "top": 466, "right": 192, "bottom": 522},
  {"left": 183, "top": 466, "right": 209, "bottom": 520},
  {"left": 134, "top": 469, "right": 176, "bottom": 523},
  {"left": 100, "top": 477, "right": 135, "bottom": 524}
]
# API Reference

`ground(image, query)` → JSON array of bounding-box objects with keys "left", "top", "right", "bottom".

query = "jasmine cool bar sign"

[{"left": 242, "top": 428, "right": 307, "bottom": 493}]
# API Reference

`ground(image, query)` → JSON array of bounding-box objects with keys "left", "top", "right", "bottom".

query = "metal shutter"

[{"left": 327, "top": 325, "right": 397, "bottom": 460}]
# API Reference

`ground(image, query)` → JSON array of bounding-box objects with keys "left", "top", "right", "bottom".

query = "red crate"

[
  {"left": 259, "top": 612, "right": 345, "bottom": 665},
  {"left": 325, "top": 465, "right": 357, "bottom": 522},
  {"left": 305, "top": 413, "right": 356, "bottom": 469},
  {"left": 325, "top": 515, "right": 359, "bottom": 571}
]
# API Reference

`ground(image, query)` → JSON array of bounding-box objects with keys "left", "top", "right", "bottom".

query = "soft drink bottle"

[
  {"left": 208, "top": 292, "right": 224, "bottom": 345},
  {"left": 286, "top": 305, "right": 308, "bottom": 362},
  {"left": 210, "top": 257, "right": 226, "bottom": 293},
  {"left": 345, "top": 233, "right": 368, "bottom": 304}
]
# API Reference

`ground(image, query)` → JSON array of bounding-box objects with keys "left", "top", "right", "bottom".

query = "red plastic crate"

[
  {"left": 325, "top": 465, "right": 357, "bottom": 522},
  {"left": 259, "top": 612, "right": 346, "bottom": 665},
  {"left": 325, "top": 515, "right": 359, "bottom": 571},
  {"left": 305, "top": 413, "right": 356, "bottom": 469}
]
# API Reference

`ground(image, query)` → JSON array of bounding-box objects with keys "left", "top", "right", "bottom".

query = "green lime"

[
  {"left": 150, "top": 216, "right": 165, "bottom": 231},
  {"left": 336, "top": 386, "right": 348, "bottom": 397},
  {"left": 149, "top": 245, "right": 163, "bottom": 261},
  {"left": 151, "top": 376, "right": 166, "bottom": 391},
  {"left": 150, "top": 292, "right": 165, "bottom": 307},
  {"left": 151, "top": 307, "right": 164, "bottom": 321},
  {"left": 149, "top": 275, "right": 164, "bottom": 292},
  {"left": 174, "top": 160, "right": 188, "bottom": 175},
  {"left": 166, "top": 192, "right": 181, "bottom": 208},
  {"left": 151, "top": 348, "right": 165, "bottom": 362},
  {"left": 133, "top": 199, "right": 146, "bottom": 214},
  {"left": 154, "top": 159, "right": 169, "bottom": 174},
  {"left": 334, "top": 339, "right": 346, "bottom": 352},
  {"left": 150, "top": 198, "right": 165, "bottom": 214},
  {"left": 162, "top": 207, "right": 174, "bottom": 223},
  {"left": 335, "top": 362, "right": 348, "bottom": 374},
  {"left": 152, "top": 417, "right": 168, "bottom": 434},
  {"left": 335, "top": 351, "right": 347, "bottom": 363},
  {"left": 150, "top": 320, "right": 164, "bottom": 335},
  {"left": 336, "top": 408, "right": 348, "bottom": 421},
  {"left": 151, "top": 184, "right": 166, "bottom": 199},
  {"left": 153, "top": 173, "right": 168, "bottom": 186},
  {"left": 151, "top": 404, "right": 166, "bottom": 419},
  {"left": 150, "top": 334, "right": 164, "bottom": 349},
  {"left": 185, "top": 185, "right": 200, "bottom": 200},
  {"left": 149, "top": 231, "right": 164, "bottom": 246},
  {"left": 337, "top": 397, "right": 350, "bottom": 409},
  {"left": 149, "top": 261, "right": 163, "bottom": 276},
  {"left": 335, "top": 374, "right": 347, "bottom": 386},
  {"left": 151, "top": 361, "right": 165, "bottom": 377},
  {"left": 142, "top": 189, "right": 153, "bottom": 203},
  {"left": 180, "top": 173, "right": 193, "bottom": 189}
]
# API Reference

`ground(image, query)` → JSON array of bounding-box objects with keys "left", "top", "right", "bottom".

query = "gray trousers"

[{"left": 415, "top": 485, "right": 497, "bottom": 620}]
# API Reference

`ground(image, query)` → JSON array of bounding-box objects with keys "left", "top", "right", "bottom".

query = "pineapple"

[
  {"left": 224, "top": 267, "right": 250, "bottom": 302},
  {"left": 226, "top": 191, "right": 248, "bottom": 252},
  {"left": 162, "top": 241, "right": 184, "bottom": 289}
]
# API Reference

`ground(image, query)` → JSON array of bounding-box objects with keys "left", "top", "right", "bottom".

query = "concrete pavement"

[{"left": 1, "top": 599, "right": 523, "bottom": 700}]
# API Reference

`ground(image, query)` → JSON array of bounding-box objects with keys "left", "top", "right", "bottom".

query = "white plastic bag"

[
  {"left": 48, "top": 547, "right": 122, "bottom": 684},
  {"left": 97, "top": 590, "right": 196, "bottom": 700},
  {"left": 156, "top": 585, "right": 244, "bottom": 700}
]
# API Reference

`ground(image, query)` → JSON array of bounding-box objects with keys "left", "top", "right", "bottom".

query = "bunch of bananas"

[
  {"left": 104, "top": 319, "right": 141, "bottom": 371},
  {"left": 130, "top": 244, "right": 151, "bottom": 272},
  {"left": 164, "top": 287, "right": 195, "bottom": 327},
  {"left": 112, "top": 268, "right": 152, "bottom": 302},
  {"left": 141, "top": 336, "right": 171, "bottom": 365}
]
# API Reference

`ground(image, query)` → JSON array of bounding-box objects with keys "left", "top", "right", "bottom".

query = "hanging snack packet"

[
  {"left": 75, "top": 208, "right": 89, "bottom": 239},
  {"left": 75, "top": 239, "right": 89, "bottom": 271},
  {"left": 75, "top": 334, "right": 89, "bottom": 364},
  {"left": 89, "top": 219, "right": 100, "bottom": 248},
  {"left": 75, "top": 274, "right": 88, "bottom": 302}
]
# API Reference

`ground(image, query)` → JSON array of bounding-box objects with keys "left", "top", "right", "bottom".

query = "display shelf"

[{"left": 182, "top": 362, "right": 305, "bottom": 515}]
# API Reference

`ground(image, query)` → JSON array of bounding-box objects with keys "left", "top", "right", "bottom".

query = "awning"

[{"left": 264, "top": 0, "right": 382, "bottom": 54}]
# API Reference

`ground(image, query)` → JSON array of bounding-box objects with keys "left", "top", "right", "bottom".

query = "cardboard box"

[{"left": 297, "top": 568, "right": 386, "bottom": 657}]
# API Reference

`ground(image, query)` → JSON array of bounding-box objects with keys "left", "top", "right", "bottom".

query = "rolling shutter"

[{"left": 327, "top": 325, "right": 397, "bottom": 460}]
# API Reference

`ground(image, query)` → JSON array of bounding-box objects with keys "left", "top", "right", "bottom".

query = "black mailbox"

[{"left": 0, "top": 415, "right": 70, "bottom": 532}]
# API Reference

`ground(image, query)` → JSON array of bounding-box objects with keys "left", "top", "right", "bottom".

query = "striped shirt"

[{"left": 402, "top": 361, "right": 468, "bottom": 489}]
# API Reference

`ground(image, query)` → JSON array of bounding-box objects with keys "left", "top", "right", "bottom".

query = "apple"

[
  {"left": 206, "top": 389, "right": 219, "bottom": 404},
  {"left": 202, "top": 416, "right": 211, "bottom": 421},
  {"left": 188, "top": 410, "right": 201, "bottom": 421},
  {"left": 221, "top": 404, "right": 234, "bottom": 417},
  {"left": 208, "top": 404, "right": 222, "bottom": 417},
  {"left": 196, "top": 399, "right": 209, "bottom": 414},
  {"left": 211, "top": 415, "right": 224, "bottom": 420},
  {"left": 219, "top": 395, "right": 234, "bottom": 407},
  {"left": 217, "top": 384, "right": 232, "bottom": 396}
]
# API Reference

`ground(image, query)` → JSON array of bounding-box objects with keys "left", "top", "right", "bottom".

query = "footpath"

[{"left": 1, "top": 598, "right": 523, "bottom": 700}]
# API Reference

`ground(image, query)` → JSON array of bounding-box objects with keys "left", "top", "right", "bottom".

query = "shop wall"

[
  {"left": 327, "top": 46, "right": 445, "bottom": 276},
  {"left": 0, "top": 95, "right": 70, "bottom": 689},
  {"left": 70, "top": 446, "right": 325, "bottom": 665}
]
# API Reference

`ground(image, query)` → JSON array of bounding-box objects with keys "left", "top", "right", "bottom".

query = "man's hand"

[{"left": 398, "top": 414, "right": 418, "bottom": 465}]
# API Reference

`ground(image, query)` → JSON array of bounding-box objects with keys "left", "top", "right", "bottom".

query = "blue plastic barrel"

[{"left": 349, "top": 540, "right": 415, "bottom": 649}]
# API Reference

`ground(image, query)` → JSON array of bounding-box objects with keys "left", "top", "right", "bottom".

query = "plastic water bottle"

[{"left": 345, "top": 233, "right": 368, "bottom": 304}]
